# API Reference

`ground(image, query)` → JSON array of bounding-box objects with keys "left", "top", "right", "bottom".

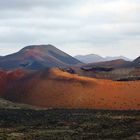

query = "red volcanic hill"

[
  {"left": 1, "top": 68, "right": 140, "bottom": 110},
  {"left": 0, "top": 45, "right": 82, "bottom": 70}
]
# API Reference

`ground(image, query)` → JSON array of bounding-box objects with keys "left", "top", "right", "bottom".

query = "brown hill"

[
  {"left": 0, "top": 68, "right": 140, "bottom": 110},
  {"left": 71, "top": 59, "right": 140, "bottom": 80},
  {"left": 85, "top": 59, "right": 130, "bottom": 68},
  {"left": 0, "top": 45, "right": 82, "bottom": 70}
]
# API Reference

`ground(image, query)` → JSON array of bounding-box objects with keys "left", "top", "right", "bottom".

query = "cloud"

[{"left": 0, "top": 0, "right": 140, "bottom": 59}]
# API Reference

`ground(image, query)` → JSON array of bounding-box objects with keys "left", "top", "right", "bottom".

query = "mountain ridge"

[{"left": 75, "top": 54, "right": 131, "bottom": 63}]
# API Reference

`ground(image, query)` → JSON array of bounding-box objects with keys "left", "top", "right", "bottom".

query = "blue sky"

[{"left": 0, "top": 0, "right": 140, "bottom": 59}]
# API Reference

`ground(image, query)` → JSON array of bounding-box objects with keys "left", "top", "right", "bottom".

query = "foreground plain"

[{"left": 0, "top": 109, "right": 140, "bottom": 140}]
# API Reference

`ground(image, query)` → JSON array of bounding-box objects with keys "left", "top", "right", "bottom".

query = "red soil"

[
  {"left": 0, "top": 68, "right": 140, "bottom": 110},
  {"left": 0, "top": 69, "right": 27, "bottom": 95}
]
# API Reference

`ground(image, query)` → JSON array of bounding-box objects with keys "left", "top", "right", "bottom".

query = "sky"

[{"left": 0, "top": 0, "right": 140, "bottom": 59}]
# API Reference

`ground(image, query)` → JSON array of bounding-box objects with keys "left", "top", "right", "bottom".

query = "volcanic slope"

[{"left": 1, "top": 68, "right": 140, "bottom": 110}]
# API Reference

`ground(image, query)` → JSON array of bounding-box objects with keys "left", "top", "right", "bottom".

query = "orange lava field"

[{"left": 0, "top": 68, "right": 140, "bottom": 110}]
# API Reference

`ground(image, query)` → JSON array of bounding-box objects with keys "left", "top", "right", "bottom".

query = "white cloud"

[{"left": 0, "top": 0, "right": 139, "bottom": 59}]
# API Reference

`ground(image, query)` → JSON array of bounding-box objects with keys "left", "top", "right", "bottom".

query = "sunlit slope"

[{"left": 2, "top": 68, "right": 140, "bottom": 110}]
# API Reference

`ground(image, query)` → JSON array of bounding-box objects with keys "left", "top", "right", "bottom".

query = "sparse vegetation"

[{"left": 0, "top": 109, "right": 139, "bottom": 140}]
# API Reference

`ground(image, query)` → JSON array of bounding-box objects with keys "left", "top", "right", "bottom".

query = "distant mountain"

[
  {"left": 75, "top": 54, "right": 131, "bottom": 63},
  {"left": 105, "top": 56, "right": 131, "bottom": 61},
  {"left": 84, "top": 59, "right": 130, "bottom": 68},
  {"left": 75, "top": 54, "right": 105, "bottom": 63},
  {"left": 0, "top": 45, "right": 82, "bottom": 70}
]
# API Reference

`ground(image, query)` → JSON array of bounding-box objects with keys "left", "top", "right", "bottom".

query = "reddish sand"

[
  {"left": 0, "top": 68, "right": 140, "bottom": 110},
  {"left": 0, "top": 69, "right": 27, "bottom": 95}
]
